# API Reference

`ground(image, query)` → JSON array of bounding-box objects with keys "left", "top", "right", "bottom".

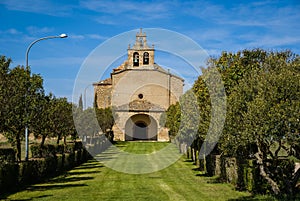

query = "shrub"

[
  {"left": 221, "top": 156, "right": 238, "bottom": 185},
  {"left": 75, "top": 150, "right": 82, "bottom": 165},
  {"left": 0, "top": 148, "right": 15, "bottom": 163},
  {"left": 31, "top": 144, "right": 56, "bottom": 158},
  {"left": 74, "top": 141, "right": 83, "bottom": 151},
  {"left": 236, "top": 159, "right": 255, "bottom": 192},
  {"left": 0, "top": 142, "right": 88, "bottom": 194},
  {"left": 56, "top": 154, "right": 64, "bottom": 172},
  {"left": 55, "top": 144, "right": 65, "bottom": 155},
  {"left": 0, "top": 162, "right": 18, "bottom": 194},
  {"left": 64, "top": 143, "right": 75, "bottom": 154},
  {"left": 64, "top": 153, "right": 75, "bottom": 170},
  {"left": 206, "top": 154, "right": 221, "bottom": 177},
  {"left": 19, "top": 160, "right": 35, "bottom": 185}
]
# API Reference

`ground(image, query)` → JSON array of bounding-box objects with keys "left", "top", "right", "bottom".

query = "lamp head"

[{"left": 59, "top": 33, "right": 68, "bottom": 38}]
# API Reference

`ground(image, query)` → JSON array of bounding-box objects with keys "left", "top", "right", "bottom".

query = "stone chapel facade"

[{"left": 93, "top": 29, "right": 184, "bottom": 141}]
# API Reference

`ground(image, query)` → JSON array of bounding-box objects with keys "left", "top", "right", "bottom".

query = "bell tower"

[{"left": 127, "top": 28, "right": 155, "bottom": 67}]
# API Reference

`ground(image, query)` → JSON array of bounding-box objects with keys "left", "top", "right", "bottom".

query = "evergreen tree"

[{"left": 78, "top": 94, "right": 83, "bottom": 111}]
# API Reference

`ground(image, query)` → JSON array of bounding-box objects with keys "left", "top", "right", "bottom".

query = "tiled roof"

[{"left": 95, "top": 78, "right": 112, "bottom": 85}]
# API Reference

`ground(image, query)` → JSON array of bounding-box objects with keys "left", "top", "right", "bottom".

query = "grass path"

[{"left": 3, "top": 142, "right": 276, "bottom": 201}]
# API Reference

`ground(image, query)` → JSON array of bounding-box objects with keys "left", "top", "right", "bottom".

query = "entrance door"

[{"left": 133, "top": 121, "right": 147, "bottom": 140}]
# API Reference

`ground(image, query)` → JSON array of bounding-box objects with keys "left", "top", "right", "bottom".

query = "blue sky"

[{"left": 1, "top": 0, "right": 300, "bottom": 105}]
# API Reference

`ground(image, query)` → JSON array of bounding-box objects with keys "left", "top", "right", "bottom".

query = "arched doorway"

[
  {"left": 125, "top": 114, "right": 157, "bottom": 141},
  {"left": 133, "top": 121, "right": 147, "bottom": 140}
]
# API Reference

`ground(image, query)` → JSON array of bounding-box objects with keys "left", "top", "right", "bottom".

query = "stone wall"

[
  {"left": 94, "top": 84, "right": 112, "bottom": 109},
  {"left": 111, "top": 69, "right": 183, "bottom": 109}
]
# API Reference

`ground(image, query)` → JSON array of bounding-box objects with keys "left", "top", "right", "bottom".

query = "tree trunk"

[
  {"left": 41, "top": 135, "right": 46, "bottom": 147},
  {"left": 57, "top": 134, "right": 61, "bottom": 144},
  {"left": 254, "top": 152, "right": 280, "bottom": 195},
  {"left": 203, "top": 154, "right": 207, "bottom": 174},
  {"left": 16, "top": 133, "right": 21, "bottom": 162},
  {"left": 193, "top": 147, "right": 197, "bottom": 164}
]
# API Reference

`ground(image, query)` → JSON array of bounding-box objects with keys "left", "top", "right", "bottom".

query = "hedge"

[
  {"left": 0, "top": 162, "right": 18, "bottom": 193},
  {"left": 206, "top": 154, "right": 221, "bottom": 177},
  {"left": 31, "top": 144, "right": 56, "bottom": 158},
  {"left": 0, "top": 141, "right": 91, "bottom": 195},
  {"left": 0, "top": 148, "right": 15, "bottom": 163}
]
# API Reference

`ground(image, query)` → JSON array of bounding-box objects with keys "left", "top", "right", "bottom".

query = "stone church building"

[{"left": 93, "top": 29, "right": 184, "bottom": 141}]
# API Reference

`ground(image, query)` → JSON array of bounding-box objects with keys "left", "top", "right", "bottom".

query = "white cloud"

[
  {"left": 184, "top": 1, "right": 300, "bottom": 29},
  {"left": 26, "top": 26, "right": 54, "bottom": 35},
  {"left": 245, "top": 35, "right": 300, "bottom": 48},
  {"left": 69, "top": 34, "right": 85, "bottom": 40},
  {"left": 0, "top": 28, "right": 22, "bottom": 35},
  {"left": 80, "top": 0, "right": 173, "bottom": 23},
  {"left": 80, "top": 0, "right": 168, "bottom": 15},
  {"left": 6, "top": 28, "right": 22, "bottom": 35},
  {"left": 86, "top": 34, "right": 107, "bottom": 40},
  {"left": 29, "top": 56, "right": 85, "bottom": 67},
  {"left": 181, "top": 1, "right": 300, "bottom": 55},
  {"left": 0, "top": 0, "right": 74, "bottom": 16},
  {"left": 69, "top": 33, "right": 108, "bottom": 40},
  {"left": 95, "top": 16, "right": 118, "bottom": 25}
]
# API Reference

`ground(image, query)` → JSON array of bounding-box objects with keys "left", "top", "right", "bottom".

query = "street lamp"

[{"left": 25, "top": 33, "right": 68, "bottom": 161}]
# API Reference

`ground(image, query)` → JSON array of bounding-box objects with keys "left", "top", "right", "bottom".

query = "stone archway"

[{"left": 125, "top": 114, "right": 157, "bottom": 141}]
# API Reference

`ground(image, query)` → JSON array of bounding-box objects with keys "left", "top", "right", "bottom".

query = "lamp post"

[{"left": 25, "top": 33, "right": 67, "bottom": 161}]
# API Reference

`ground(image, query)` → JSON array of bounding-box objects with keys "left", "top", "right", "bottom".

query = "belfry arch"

[
  {"left": 133, "top": 52, "right": 139, "bottom": 66},
  {"left": 125, "top": 114, "right": 158, "bottom": 141},
  {"left": 143, "top": 52, "right": 149, "bottom": 65}
]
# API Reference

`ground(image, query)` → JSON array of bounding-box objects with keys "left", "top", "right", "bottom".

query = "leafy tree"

[
  {"left": 95, "top": 107, "right": 116, "bottom": 142},
  {"left": 165, "top": 49, "right": 300, "bottom": 195},
  {"left": 1, "top": 62, "right": 43, "bottom": 161},
  {"left": 0, "top": 56, "right": 11, "bottom": 132},
  {"left": 176, "top": 89, "right": 200, "bottom": 146},
  {"left": 30, "top": 93, "right": 53, "bottom": 146},
  {"left": 73, "top": 107, "right": 101, "bottom": 143},
  {"left": 164, "top": 102, "right": 181, "bottom": 138},
  {"left": 219, "top": 50, "right": 300, "bottom": 195},
  {"left": 52, "top": 97, "right": 75, "bottom": 144},
  {"left": 30, "top": 94, "right": 75, "bottom": 146}
]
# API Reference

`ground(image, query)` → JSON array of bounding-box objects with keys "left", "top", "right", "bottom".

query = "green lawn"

[{"left": 3, "top": 142, "right": 277, "bottom": 201}]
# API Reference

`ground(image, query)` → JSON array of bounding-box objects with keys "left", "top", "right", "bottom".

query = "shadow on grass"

[
  {"left": 26, "top": 183, "right": 88, "bottom": 191},
  {"left": 47, "top": 176, "right": 94, "bottom": 184},
  {"left": 114, "top": 144, "right": 126, "bottom": 148},
  {"left": 68, "top": 170, "right": 101, "bottom": 175},
  {"left": 9, "top": 194, "right": 52, "bottom": 201},
  {"left": 227, "top": 195, "right": 279, "bottom": 201},
  {"left": 184, "top": 159, "right": 193, "bottom": 163},
  {"left": 0, "top": 160, "right": 101, "bottom": 200},
  {"left": 228, "top": 196, "right": 265, "bottom": 201},
  {"left": 72, "top": 164, "right": 103, "bottom": 170}
]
